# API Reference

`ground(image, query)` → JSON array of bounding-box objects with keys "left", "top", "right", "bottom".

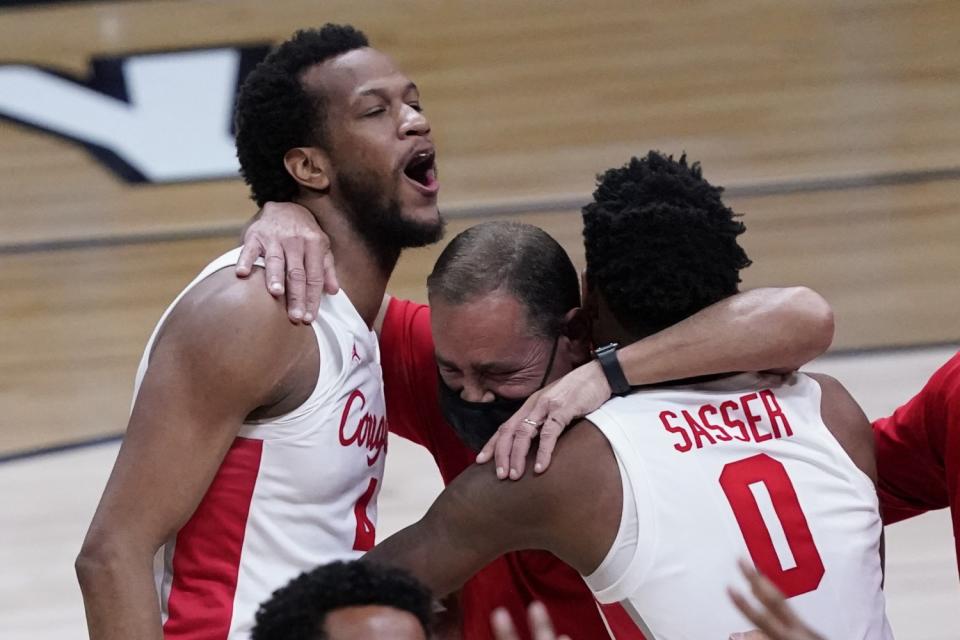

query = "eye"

[
  {"left": 408, "top": 102, "right": 423, "bottom": 113},
  {"left": 362, "top": 106, "right": 386, "bottom": 117}
]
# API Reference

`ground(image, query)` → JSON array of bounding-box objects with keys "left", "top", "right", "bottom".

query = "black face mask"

[{"left": 437, "top": 337, "right": 559, "bottom": 452}]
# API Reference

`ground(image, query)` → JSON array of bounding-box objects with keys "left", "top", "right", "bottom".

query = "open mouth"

[{"left": 403, "top": 150, "right": 439, "bottom": 194}]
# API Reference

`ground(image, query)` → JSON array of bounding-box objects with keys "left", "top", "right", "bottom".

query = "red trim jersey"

[
  {"left": 134, "top": 249, "right": 388, "bottom": 639},
  {"left": 380, "top": 297, "right": 615, "bottom": 640},
  {"left": 584, "top": 373, "right": 891, "bottom": 639},
  {"left": 874, "top": 351, "right": 960, "bottom": 576}
]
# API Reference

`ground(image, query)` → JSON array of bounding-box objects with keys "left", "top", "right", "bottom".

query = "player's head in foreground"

[
  {"left": 235, "top": 24, "right": 443, "bottom": 271},
  {"left": 251, "top": 560, "right": 433, "bottom": 640},
  {"left": 426, "top": 220, "right": 591, "bottom": 450},
  {"left": 582, "top": 150, "right": 752, "bottom": 346}
]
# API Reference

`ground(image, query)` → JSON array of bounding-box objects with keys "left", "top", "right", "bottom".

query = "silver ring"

[{"left": 521, "top": 418, "right": 543, "bottom": 428}]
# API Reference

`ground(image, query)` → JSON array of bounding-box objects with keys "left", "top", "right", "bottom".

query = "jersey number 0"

[{"left": 719, "top": 453, "right": 825, "bottom": 597}]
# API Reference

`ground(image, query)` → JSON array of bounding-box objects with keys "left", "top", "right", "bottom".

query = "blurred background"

[{"left": 1, "top": 0, "right": 957, "bottom": 637}]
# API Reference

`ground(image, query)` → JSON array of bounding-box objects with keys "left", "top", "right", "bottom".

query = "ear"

[
  {"left": 560, "top": 307, "right": 593, "bottom": 364},
  {"left": 283, "top": 147, "right": 331, "bottom": 192}
]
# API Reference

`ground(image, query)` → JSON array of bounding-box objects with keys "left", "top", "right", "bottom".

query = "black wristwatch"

[{"left": 594, "top": 342, "right": 631, "bottom": 396}]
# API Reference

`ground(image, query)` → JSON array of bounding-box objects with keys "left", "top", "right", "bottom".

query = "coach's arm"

[{"left": 75, "top": 269, "right": 317, "bottom": 640}]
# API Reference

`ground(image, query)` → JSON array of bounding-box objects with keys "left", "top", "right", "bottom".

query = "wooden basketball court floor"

[{"left": 1, "top": 0, "right": 958, "bottom": 637}]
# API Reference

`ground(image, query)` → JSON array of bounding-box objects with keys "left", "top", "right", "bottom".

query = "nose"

[
  {"left": 460, "top": 380, "right": 495, "bottom": 403},
  {"left": 399, "top": 104, "right": 430, "bottom": 138}
]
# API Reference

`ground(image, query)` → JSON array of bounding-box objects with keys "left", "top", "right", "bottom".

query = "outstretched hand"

[
  {"left": 236, "top": 201, "right": 339, "bottom": 324},
  {"left": 477, "top": 360, "right": 611, "bottom": 480},
  {"left": 727, "top": 559, "right": 825, "bottom": 640}
]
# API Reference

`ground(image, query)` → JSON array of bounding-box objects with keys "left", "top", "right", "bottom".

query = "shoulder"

[
  {"left": 805, "top": 372, "right": 876, "bottom": 483},
  {"left": 150, "top": 266, "right": 317, "bottom": 399}
]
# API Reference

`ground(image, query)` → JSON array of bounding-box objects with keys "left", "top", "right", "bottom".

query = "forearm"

[
  {"left": 366, "top": 522, "right": 477, "bottom": 599},
  {"left": 76, "top": 549, "right": 163, "bottom": 640},
  {"left": 618, "top": 287, "right": 833, "bottom": 385}
]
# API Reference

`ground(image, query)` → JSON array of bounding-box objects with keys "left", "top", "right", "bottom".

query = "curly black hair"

[
  {"left": 235, "top": 24, "right": 369, "bottom": 207},
  {"left": 582, "top": 151, "right": 752, "bottom": 337},
  {"left": 251, "top": 560, "right": 433, "bottom": 640}
]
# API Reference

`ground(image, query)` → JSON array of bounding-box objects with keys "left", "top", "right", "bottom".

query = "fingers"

[
  {"left": 236, "top": 239, "right": 261, "bottom": 278},
  {"left": 490, "top": 607, "right": 521, "bottom": 640},
  {"left": 507, "top": 422, "right": 537, "bottom": 480},
  {"left": 321, "top": 249, "right": 340, "bottom": 295},
  {"left": 301, "top": 238, "right": 325, "bottom": 324},
  {"left": 476, "top": 429, "right": 499, "bottom": 466},
  {"left": 727, "top": 584, "right": 760, "bottom": 625},
  {"left": 263, "top": 241, "right": 286, "bottom": 297},
  {"left": 740, "top": 561, "right": 792, "bottom": 623},
  {"left": 504, "top": 397, "right": 548, "bottom": 480},
  {"left": 729, "top": 559, "right": 822, "bottom": 640},
  {"left": 528, "top": 602, "right": 558, "bottom": 640},
  {"left": 492, "top": 395, "right": 541, "bottom": 479},
  {"left": 533, "top": 416, "right": 563, "bottom": 474},
  {"left": 283, "top": 242, "right": 307, "bottom": 323}
]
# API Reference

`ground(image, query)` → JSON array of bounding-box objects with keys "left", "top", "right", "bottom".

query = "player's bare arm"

[
  {"left": 805, "top": 372, "right": 884, "bottom": 569},
  {"left": 75, "top": 268, "right": 319, "bottom": 640},
  {"left": 484, "top": 286, "right": 835, "bottom": 479},
  {"left": 364, "top": 420, "right": 621, "bottom": 597},
  {"left": 805, "top": 373, "right": 877, "bottom": 485}
]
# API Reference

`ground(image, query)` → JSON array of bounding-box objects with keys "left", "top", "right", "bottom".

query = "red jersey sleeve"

[
  {"left": 873, "top": 351, "right": 960, "bottom": 524},
  {"left": 379, "top": 297, "right": 440, "bottom": 448}
]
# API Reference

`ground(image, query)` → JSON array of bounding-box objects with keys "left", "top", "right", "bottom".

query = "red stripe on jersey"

[
  {"left": 163, "top": 437, "right": 263, "bottom": 639},
  {"left": 599, "top": 602, "right": 648, "bottom": 639}
]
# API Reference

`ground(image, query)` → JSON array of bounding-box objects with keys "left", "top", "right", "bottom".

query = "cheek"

[{"left": 334, "top": 131, "right": 397, "bottom": 178}]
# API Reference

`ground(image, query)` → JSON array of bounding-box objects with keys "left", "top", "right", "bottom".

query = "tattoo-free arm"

[
  {"left": 365, "top": 422, "right": 620, "bottom": 596},
  {"left": 75, "top": 271, "right": 313, "bottom": 640}
]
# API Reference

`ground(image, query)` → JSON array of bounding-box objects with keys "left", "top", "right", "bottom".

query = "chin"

[
  {"left": 403, "top": 199, "right": 442, "bottom": 223},
  {"left": 394, "top": 205, "right": 445, "bottom": 248}
]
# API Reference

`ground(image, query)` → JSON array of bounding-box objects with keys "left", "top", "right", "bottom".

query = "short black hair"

[
  {"left": 582, "top": 151, "right": 752, "bottom": 336},
  {"left": 427, "top": 221, "right": 580, "bottom": 337},
  {"left": 251, "top": 560, "right": 433, "bottom": 640},
  {"left": 235, "top": 24, "right": 369, "bottom": 207}
]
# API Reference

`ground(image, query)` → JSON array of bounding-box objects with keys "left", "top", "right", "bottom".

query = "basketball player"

[
  {"left": 242, "top": 213, "right": 833, "bottom": 640},
  {"left": 251, "top": 561, "right": 433, "bottom": 640},
  {"left": 364, "top": 152, "right": 892, "bottom": 639},
  {"left": 75, "top": 25, "right": 443, "bottom": 639}
]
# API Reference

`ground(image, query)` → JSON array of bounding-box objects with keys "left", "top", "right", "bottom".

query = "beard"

[{"left": 336, "top": 166, "right": 445, "bottom": 270}]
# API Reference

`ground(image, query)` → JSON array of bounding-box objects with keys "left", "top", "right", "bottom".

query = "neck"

[
  {"left": 592, "top": 294, "right": 646, "bottom": 349},
  {"left": 300, "top": 197, "right": 397, "bottom": 328}
]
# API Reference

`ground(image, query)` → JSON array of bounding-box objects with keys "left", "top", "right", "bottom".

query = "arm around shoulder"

[{"left": 365, "top": 420, "right": 621, "bottom": 596}]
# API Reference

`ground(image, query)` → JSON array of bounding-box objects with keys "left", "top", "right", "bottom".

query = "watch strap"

[{"left": 595, "top": 343, "right": 630, "bottom": 396}]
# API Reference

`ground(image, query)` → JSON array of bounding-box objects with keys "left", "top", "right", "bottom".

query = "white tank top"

[
  {"left": 583, "top": 372, "right": 892, "bottom": 640},
  {"left": 132, "top": 248, "right": 388, "bottom": 640}
]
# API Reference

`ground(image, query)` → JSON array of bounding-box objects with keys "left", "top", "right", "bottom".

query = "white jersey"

[
  {"left": 132, "top": 249, "right": 387, "bottom": 640},
  {"left": 583, "top": 372, "right": 891, "bottom": 640}
]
